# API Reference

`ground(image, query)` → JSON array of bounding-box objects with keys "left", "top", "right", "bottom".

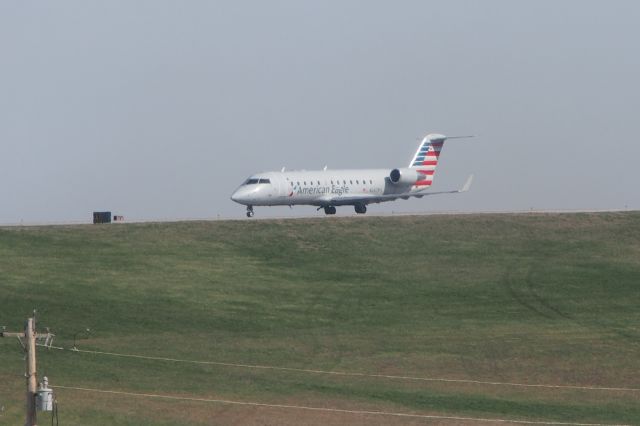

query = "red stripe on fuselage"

[
  {"left": 417, "top": 169, "right": 434, "bottom": 175},
  {"left": 414, "top": 180, "right": 432, "bottom": 186}
]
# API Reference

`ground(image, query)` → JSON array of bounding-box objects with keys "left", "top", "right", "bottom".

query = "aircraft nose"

[{"left": 231, "top": 188, "right": 250, "bottom": 204}]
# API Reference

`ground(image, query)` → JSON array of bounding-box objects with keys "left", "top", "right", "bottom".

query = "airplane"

[{"left": 230, "top": 133, "right": 473, "bottom": 217}]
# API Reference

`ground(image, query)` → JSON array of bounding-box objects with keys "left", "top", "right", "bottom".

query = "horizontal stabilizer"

[{"left": 446, "top": 135, "right": 476, "bottom": 140}]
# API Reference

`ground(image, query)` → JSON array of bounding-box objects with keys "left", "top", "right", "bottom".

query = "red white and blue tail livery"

[{"left": 231, "top": 133, "right": 473, "bottom": 217}]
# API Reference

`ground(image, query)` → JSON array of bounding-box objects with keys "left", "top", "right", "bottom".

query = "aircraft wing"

[{"left": 319, "top": 175, "right": 473, "bottom": 206}]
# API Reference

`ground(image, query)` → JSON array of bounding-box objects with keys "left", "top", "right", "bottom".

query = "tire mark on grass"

[
  {"left": 503, "top": 267, "right": 555, "bottom": 320},
  {"left": 525, "top": 267, "right": 573, "bottom": 321},
  {"left": 514, "top": 262, "right": 640, "bottom": 347}
]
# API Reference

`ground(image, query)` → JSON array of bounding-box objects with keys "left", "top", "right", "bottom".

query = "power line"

[
  {"left": 54, "top": 384, "right": 627, "bottom": 426},
  {"left": 39, "top": 344, "right": 640, "bottom": 393}
]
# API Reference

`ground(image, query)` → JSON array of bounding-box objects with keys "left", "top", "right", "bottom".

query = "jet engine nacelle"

[{"left": 389, "top": 168, "right": 420, "bottom": 185}]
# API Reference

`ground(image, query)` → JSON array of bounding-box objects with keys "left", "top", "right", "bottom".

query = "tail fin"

[
  {"left": 409, "top": 133, "right": 446, "bottom": 168},
  {"left": 409, "top": 133, "right": 474, "bottom": 188}
]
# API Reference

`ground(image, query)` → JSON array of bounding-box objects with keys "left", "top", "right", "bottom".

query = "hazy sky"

[{"left": 1, "top": 1, "right": 639, "bottom": 223}]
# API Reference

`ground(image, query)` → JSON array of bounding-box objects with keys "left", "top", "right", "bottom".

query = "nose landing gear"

[{"left": 246, "top": 206, "right": 254, "bottom": 218}]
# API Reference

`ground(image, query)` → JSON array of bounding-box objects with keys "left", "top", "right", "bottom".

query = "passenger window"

[
  {"left": 304, "top": 181, "right": 307, "bottom": 185},
  {"left": 317, "top": 181, "right": 320, "bottom": 185},
  {"left": 350, "top": 180, "right": 353, "bottom": 184},
  {"left": 369, "top": 180, "right": 373, "bottom": 184},
  {"left": 297, "top": 181, "right": 300, "bottom": 185},
  {"left": 356, "top": 180, "right": 359, "bottom": 184}
]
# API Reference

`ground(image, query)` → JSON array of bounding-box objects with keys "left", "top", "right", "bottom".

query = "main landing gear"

[
  {"left": 246, "top": 206, "right": 254, "bottom": 218},
  {"left": 354, "top": 204, "right": 367, "bottom": 214},
  {"left": 323, "top": 206, "right": 337, "bottom": 215}
]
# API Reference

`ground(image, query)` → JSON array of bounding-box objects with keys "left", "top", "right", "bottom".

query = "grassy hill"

[{"left": 1, "top": 213, "right": 639, "bottom": 425}]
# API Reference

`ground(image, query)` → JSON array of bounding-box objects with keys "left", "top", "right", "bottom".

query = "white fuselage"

[{"left": 231, "top": 168, "right": 421, "bottom": 207}]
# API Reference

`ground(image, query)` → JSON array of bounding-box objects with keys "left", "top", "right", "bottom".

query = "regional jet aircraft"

[{"left": 231, "top": 133, "right": 473, "bottom": 217}]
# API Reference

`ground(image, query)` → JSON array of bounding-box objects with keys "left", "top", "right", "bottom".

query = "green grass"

[{"left": 1, "top": 213, "right": 639, "bottom": 425}]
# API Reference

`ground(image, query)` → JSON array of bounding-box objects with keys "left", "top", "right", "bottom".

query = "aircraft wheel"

[
  {"left": 354, "top": 204, "right": 367, "bottom": 214},
  {"left": 324, "top": 206, "right": 337, "bottom": 215},
  {"left": 246, "top": 206, "right": 254, "bottom": 218}
]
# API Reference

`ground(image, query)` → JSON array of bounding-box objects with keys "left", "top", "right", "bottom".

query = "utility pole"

[
  {"left": 1, "top": 314, "right": 54, "bottom": 426},
  {"left": 26, "top": 317, "right": 37, "bottom": 426}
]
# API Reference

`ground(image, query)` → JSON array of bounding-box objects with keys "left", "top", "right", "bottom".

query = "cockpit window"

[{"left": 244, "top": 178, "right": 270, "bottom": 185}]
